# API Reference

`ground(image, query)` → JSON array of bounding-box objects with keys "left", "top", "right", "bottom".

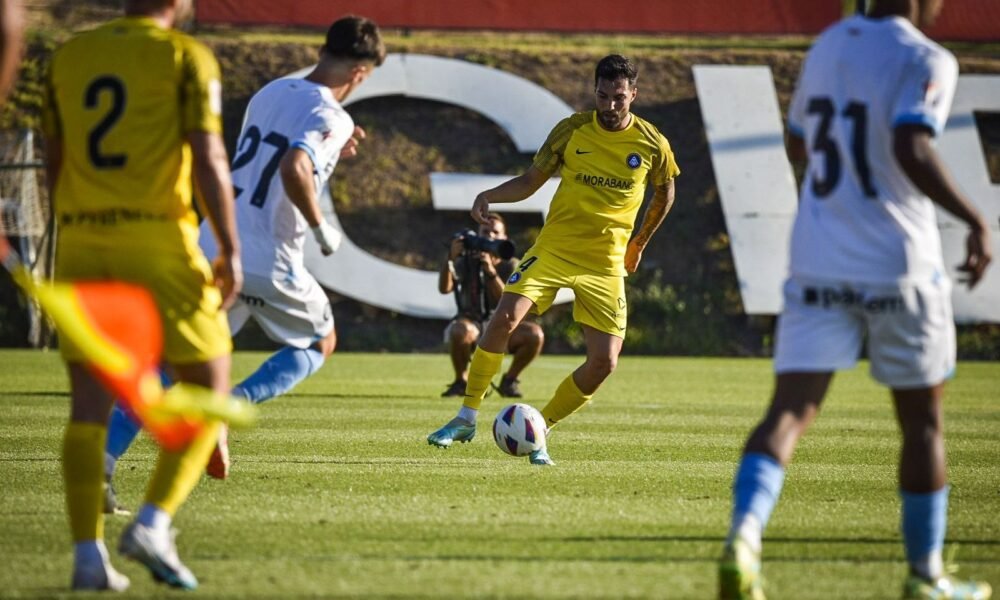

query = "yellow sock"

[
  {"left": 63, "top": 422, "right": 107, "bottom": 543},
  {"left": 143, "top": 421, "right": 219, "bottom": 516},
  {"left": 540, "top": 374, "right": 593, "bottom": 429},
  {"left": 462, "top": 347, "right": 504, "bottom": 411}
]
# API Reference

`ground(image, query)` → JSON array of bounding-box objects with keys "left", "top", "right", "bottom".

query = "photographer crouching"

[{"left": 439, "top": 213, "right": 544, "bottom": 398}]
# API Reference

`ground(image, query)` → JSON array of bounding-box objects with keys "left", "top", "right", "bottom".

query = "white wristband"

[{"left": 311, "top": 221, "right": 343, "bottom": 255}]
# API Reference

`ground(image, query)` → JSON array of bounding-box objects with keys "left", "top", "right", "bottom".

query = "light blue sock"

[
  {"left": 233, "top": 346, "right": 325, "bottom": 404},
  {"left": 901, "top": 486, "right": 948, "bottom": 579},
  {"left": 104, "top": 370, "right": 172, "bottom": 477},
  {"left": 728, "top": 452, "right": 786, "bottom": 548},
  {"left": 105, "top": 404, "right": 142, "bottom": 474}
]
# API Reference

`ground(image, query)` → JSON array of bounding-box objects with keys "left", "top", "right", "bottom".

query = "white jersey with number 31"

[
  {"left": 201, "top": 77, "right": 354, "bottom": 278},
  {"left": 786, "top": 15, "right": 958, "bottom": 285}
]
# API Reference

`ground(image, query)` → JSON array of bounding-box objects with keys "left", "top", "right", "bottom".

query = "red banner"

[{"left": 196, "top": 0, "right": 998, "bottom": 40}]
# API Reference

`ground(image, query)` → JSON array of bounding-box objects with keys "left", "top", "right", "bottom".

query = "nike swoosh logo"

[{"left": 575, "top": 149, "right": 592, "bottom": 155}]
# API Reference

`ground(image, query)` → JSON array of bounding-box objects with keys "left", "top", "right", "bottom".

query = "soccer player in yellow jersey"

[
  {"left": 42, "top": 0, "right": 241, "bottom": 591},
  {"left": 0, "top": 0, "right": 23, "bottom": 103},
  {"left": 428, "top": 54, "right": 680, "bottom": 465}
]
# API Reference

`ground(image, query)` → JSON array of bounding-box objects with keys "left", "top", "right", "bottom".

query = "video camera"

[{"left": 454, "top": 230, "right": 516, "bottom": 260}]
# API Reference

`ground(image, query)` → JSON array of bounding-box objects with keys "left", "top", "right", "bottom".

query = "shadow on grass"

[
  {"left": 194, "top": 552, "right": 998, "bottom": 566},
  {"left": 558, "top": 534, "right": 1000, "bottom": 547},
  {"left": 0, "top": 391, "right": 431, "bottom": 400},
  {"left": 285, "top": 392, "right": 432, "bottom": 401}
]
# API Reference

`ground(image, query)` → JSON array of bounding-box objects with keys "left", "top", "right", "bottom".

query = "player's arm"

[
  {"left": 785, "top": 132, "right": 807, "bottom": 193},
  {"left": 0, "top": 0, "right": 23, "bottom": 103},
  {"left": 786, "top": 131, "right": 806, "bottom": 164},
  {"left": 279, "top": 148, "right": 342, "bottom": 256},
  {"left": 471, "top": 165, "right": 550, "bottom": 224},
  {"left": 894, "top": 124, "right": 991, "bottom": 288},
  {"left": 625, "top": 178, "right": 675, "bottom": 274},
  {"left": 40, "top": 56, "right": 61, "bottom": 197},
  {"left": 481, "top": 256, "right": 504, "bottom": 303},
  {"left": 339, "top": 125, "right": 366, "bottom": 160},
  {"left": 190, "top": 131, "right": 242, "bottom": 307},
  {"left": 43, "top": 135, "right": 62, "bottom": 196},
  {"left": 786, "top": 62, "right": 808, "bottom": 167},
  {"left": 179, "top": 40, "right": 241, "bottom": 305},
  {"left": 439, "top": 237, "right": 464, "bottom": 294}
]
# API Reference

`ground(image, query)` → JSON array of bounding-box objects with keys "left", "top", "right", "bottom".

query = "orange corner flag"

[{"left": 3, "top": 236, "right": 254, "bottom": 449}]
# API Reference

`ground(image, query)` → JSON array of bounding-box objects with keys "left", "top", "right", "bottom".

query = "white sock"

[
  {"left": 74, "top": 540, "right": 108, "bottom": 568},
  {"left": 136, "top": 504, "right": 171, "bottom": 534},
  {"left": 726, "top": 513, "right": 762, "bottom": 553},
  {"left": 457, "top": 406, "right": 478, "bottom": 425},
  {"left": 911, "top": 551, "right": 944, "bottom": 580}
]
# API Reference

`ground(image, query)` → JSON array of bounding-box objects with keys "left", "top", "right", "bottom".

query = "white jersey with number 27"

[
  {"left": 201, "top": 77, "right": 354, "bottom": 278},
  {"left": 786, "top": 15, "right": 958, "bottom": 285}
]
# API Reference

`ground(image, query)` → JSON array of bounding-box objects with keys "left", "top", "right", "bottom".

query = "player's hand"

[
  {"left": 471, "top": 193, "right": 491, "bottom": 224},
  {"left": 449, "top": 237, "right": 464, "bottom": 260},
  {"left": 624, "top": 239, "right": 643, "bottom": 274},
  {"left": 213, "top": 254, "right": 242, "bottom": 310},
  {"left": 957, "top": 221, "right": 991, "bottom": 289},
  {"left": 339, "top": 126, "right": 366, "bottom": 159},
  {"left": 311, "top": 220, "right": 343, "bottom": 256},
  {"left": 479, "top": 252, "right": 498, "bottom": 277}
]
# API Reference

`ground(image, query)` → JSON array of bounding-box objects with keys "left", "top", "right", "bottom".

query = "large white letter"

[
  {"left": 287, "top": 54, "right": 573, "bottom": 318},
  {"left": 695, "top": 65, "right": 1000, "bottom": 323}
]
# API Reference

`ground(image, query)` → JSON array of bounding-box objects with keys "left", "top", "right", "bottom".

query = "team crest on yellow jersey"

[{"left": 626, "top": 153, "right": 642, "bottom": 169}]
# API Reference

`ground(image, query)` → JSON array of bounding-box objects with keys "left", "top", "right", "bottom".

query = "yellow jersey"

[
  {"left": 532, "top": 111, "right": 680, "bottom": 276},
  {"left": 41, "top": 17, "right": 223, "bottom": 254}
]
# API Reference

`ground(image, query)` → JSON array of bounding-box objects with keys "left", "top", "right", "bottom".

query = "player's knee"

[
  {"left": 900, "top": 413, "right": 943, "bottom": 442},
  {"left": 450, "top": 319, "right": 479, "bottom": 345},
  {"left": 490, "top": 311, "right": 521, "bottom": 338},
  {"left": 586, "top": 354, "right": 617, "bottom": 381},
  {"left": 509, "top": 323, "right": 543, "bottom": 350},
  {"left": 525, "top": 322, "right": 544, "bottom": 349}
]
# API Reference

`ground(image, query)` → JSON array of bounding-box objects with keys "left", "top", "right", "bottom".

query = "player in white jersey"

[
  {"left": 101, "top": 16, "right": 385, "bottom": 487},
  {"left": 718, "top": 1, "right": 992, "bottom": 599}
]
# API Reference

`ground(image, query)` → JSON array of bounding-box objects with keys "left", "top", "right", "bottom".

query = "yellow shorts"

[
  {"left": 54, "top": 237, "right": 231, "bottom": 365},
  {"left": 504, "top": 247, "right": 627, "bottom": 338}
]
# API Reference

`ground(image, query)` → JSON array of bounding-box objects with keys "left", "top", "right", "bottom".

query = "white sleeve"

[
  {"left": 289, "top": 106, "right": 355, "bottom": 183},
  {"left": 891, "top": 47, "right": 958, "bottom": 137},
  {"left": 787, "top": 63, "right": 808, "bottom": 138}
]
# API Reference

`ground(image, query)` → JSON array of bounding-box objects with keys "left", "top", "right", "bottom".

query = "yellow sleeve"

[
  {"left": 39, "top": 56, "right": 61, "bottom": 140},
  {"left": 652, "top": 133, "right": 681, "bottom": 186},
  {"left": 178, "top": 37, "right": 222, "bottom": 135},
  {"left": 532, "top": 117, "right": 576, "bottom": 176}
]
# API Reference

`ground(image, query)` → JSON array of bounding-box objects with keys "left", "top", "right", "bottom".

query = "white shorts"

[
  {"left": 773, "top": 275, "right": 955, "bottom": 388},
  {"left": 228, "top": 271, "right": 334, "bottom": 349}
]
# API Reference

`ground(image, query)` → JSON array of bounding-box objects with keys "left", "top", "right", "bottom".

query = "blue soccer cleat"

[
  {"left": 427, "top": 417, "right": 476, "bottom": 448},
  {"left": 529, "top": 446, "right": 555, "bottom": 466},
  {"left": 119, "top": 523, "right": 198, "bottom": 590},
  {"left": 71, "top": 557, "right": 130, "bottom": 592}
]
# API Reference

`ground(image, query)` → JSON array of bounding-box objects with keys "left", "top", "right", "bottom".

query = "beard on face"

[{"left": 599, "top": 110, "right": 622, "bottom": 128}]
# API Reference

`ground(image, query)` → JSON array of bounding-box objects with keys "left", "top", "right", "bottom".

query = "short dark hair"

[
  {"left": 323, "top": 15, "right": 386, "bottom": 66},
  {"left": 594, "top": 54, "right": 638, "bottom": 88},
  {"left": 486, "top": 212, "right": 506, "bottom": 229}
]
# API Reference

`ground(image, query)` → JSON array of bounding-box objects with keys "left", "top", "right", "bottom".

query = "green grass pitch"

[{"left": 0, "top": 350, "right": 997, "bottom": 598}]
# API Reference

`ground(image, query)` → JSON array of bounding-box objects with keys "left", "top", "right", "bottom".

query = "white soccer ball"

[{"left": 492, "top": 403, "right": 547, "bottom": 457}]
